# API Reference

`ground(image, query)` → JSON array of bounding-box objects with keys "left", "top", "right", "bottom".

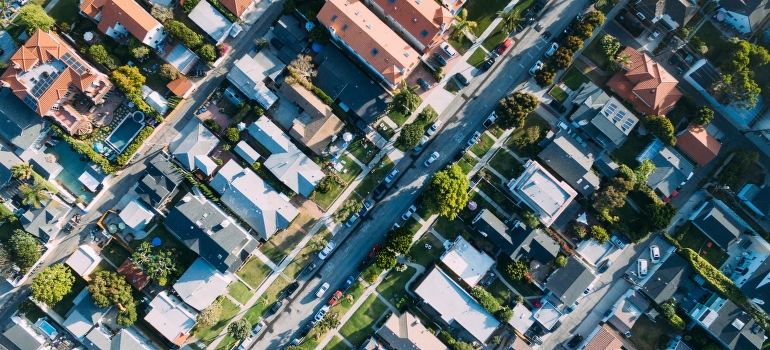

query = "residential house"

[
  {"left": 0, "top": 147, "right": 22, "bottom": 188},
  {"left": 140, "top": 85, "right": 168, "bottom": 115},
  {"left": 118, "top": 199, "right": 155, "bottom": 230},
  {"left": 470, "top": 210, "right": 559, "bottom": 264},
  {"left": 570, "top": 83, "right": 638, "bottom": 151},
  {"left": 582, "top": 324, "right": 626, "bottom": 350},
  {"left": 689, "top": 296, "right": 765, "bottom": 349},
  {"left": 188, "top": 0, "right": 233, "bottom": 44},
  {"left": 738, "top": 183, "right": 770, "bottom": 217},
  {"left": 209, "top": 160, "right": 299, "bottom": 240},
  {"left": 364, "top": 0, "right": 454, "bottom": 52},
  {"left": 65, "top": 245, "right": 102, "bottom": 278},
  {"left": 507, "top": 160, "right": 578, "bottom": 227},
  {"left": 78, "top": 162, "right": 110, "bottom": 193},
  {"left": 532, "top": 301, "right": 563, "bottom": 331},
  {"left": 317, "top": 0, "right": 421, "bottom": 89},
  {"left": 538, "top": 131, "right": 600, "bottom": 196},
  {"left": 144, "top": 291, "right": 197, "bottom": 347},
  {"left": 117, "top": 258, "right": 150, "bottom": 291},
  {"left": 135, "top": 154, "right": 184, "bottom": 210},
  {"left": 272, "top": 15, "right": 309, "bottom": 63},
  {"left": 234, "top": 141, "right": 260, "bottom": 165},
  {"left": 545, "top": 256, "right": 596, "bottom": 309},
  {"left": 636, "top": 0, "right": 700, "bottom": 28},
  {"left": 1, "top": 316, "right": 47, "bottom": 350},
  {"left": 174, "top": 258, "right": 231, "bottom": 311},
  {"left": 607, "top": 291, "right": 650, "bottom": 337},
  {"left": 0, "top": 30, "right": 112, "bottom": 136},
  {"left": 84, "top": 328, "right": 151, "bottom": 350},
  {"left": 20, "top": 197, "right": 71, "bottom": 243},
  {"left": 439, "top": 236, "right": 495, "bottom": 287},
  {"left": 248, "top": 117, "right": 324, "bottom": 197},
  {"left": 640, "top": 253, "right": 692, "bottom": 304},
  {"left": 164, "top": 193, "right": 258, "bottom": 274},
  {"left": 0, "top": 89, "right": 47, "bottom": 161},
  {"left": 313, "top": 45, "right": 390, "bottom": 124},
  {"left": 279, "top": 81, "right": 345, "bottom": 155},
  {"left": 62, "top": 290, "right": 108, "bottom": 339},
  {"left": 676, "top": 124, "right": 721, "bottom": 166},
  {"left": 169, "top": 119, "right": 219, "bottom": 175},
  {"left": 159, "top": 43, "right": 200, "bottom": 76},
  {"left": 509, "top": 303, "right": 536, "bottom": 335},
  {"left": 717, "top": 0, "right": 770, "bottom": 34},
  {"left": 414, "top": 267, "right": 500, "bottom": 343},
  {"left": 637, "top": 140, "right": 693, "bottom": 199},
  {"left": 740, "top": 255, "right": 770, "bottom": 313},
  {"left": 79, "top": 0, "right": 166, "bottom": 46},
  {"left": 690, "top": 199, "right": 751, "bottom": 250},
  {"left": 167, "top": 77, "right": 195, "bottom": 99},
  {"left": 220, "top": 0, "right": 254, "bottom": 18},
  {"left": 607, "top": 47, "right": 683, "bottom": 116},
  {"left": 227, "top": 50, "right": 284, "bottom": 109},
  {"left": 375, "top": 312, "right": 449, "bottom": 350}
]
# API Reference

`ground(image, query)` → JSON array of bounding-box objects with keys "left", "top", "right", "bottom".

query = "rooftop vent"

[
  {"left": 367, "top": 23, "right": 373, "bottom": 28},
  {"left": 182, "top": 196, "right": 192, "bottom": 202},
  {"left": 732, "top": 318, "right": 746, "bottom": 330},
  {"left": 221, "top": 220, "right": 230, "bottom": 228}
]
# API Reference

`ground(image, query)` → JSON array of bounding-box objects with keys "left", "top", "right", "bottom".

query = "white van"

[
  {"left": 441, "top": 43, "right": 457, "bottom": 57},
  {"left": 637, "top": 259, "right": 648, "bottom": 277}
]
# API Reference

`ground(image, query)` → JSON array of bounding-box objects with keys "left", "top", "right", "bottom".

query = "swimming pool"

[
  {"left": 45, "top": 142, "right": 96, "bottom": 203},
  {"left": 106, "top": 112, "right": 145, "bottom": 153},
  {"left": 34, "top": 319, "right": 58, "bottom": 339}
]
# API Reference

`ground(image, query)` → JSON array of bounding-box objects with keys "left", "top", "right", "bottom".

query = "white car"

[
  {"left": 441, "top": 42, "right": 457, "bottom": 57},
  {"left": 314, "top": 305, "right": 330, "bottom": 322},
  {"left": 467, "top": 131, "right": 482, "bottom": 146},
  {"left": 426, "top": 120, "right": 443, "bottom": 136},
  {"left": 384, "top": 168, "right": 399, "bottom": 183},
  {"left": 315, "top": 282, "right": 330, "bottom": 298},
  {"left": 545, "top": 42, "right": 559, "bottom": 57},
  {"left": 529, "top": 60, "right": 544, "bottom": 75},
  {"left": 402, "top": 205, "right": 417, "bottom": 220},
  {"left": 483, "top": 112, "right": 497, "bottom": 128},
  {"left": 637, "top": 259, "right": 648, "bottom": 277},
  {"left": 424, "top": 152, "right": 440, "bottom": 166},
  {"left": 318, "top": 241, "right": 337, "bottom": 260},
  {"left": 647, "top": 29, "right": 661, "bottom": 41},
  {"left": 414, "top": 135, "right": 429, "bottom": 152},
  {"left": 650, "top": 245, "right": 661, "bottom": 263}
]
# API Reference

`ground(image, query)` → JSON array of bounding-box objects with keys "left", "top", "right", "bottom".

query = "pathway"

[{"left": 468, "top": 129, "right": 515, "bottom": 176}]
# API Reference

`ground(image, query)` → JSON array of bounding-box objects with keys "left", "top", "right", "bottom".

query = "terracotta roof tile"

[
  {"left": 611, "top": 47, "right": 682, "bottom": 115},
  {"left": 372, "top": 0, "right": 453, "bottom": 49},
  {"left": 167, "top": 76, "right": 195, "bottom": 98},
  {"left": 584, "top": 324, "right": 624, "bottom": 350},
  {"left": 220, "top": 0, "right": 250, "bottom": 17},
  {"left": 117, "top": 258, "right": 150, "bottom": 290},
  {"left": 317, "top": 0, "right": 420, "bottom": 87},
  {"left": 677, "top": 124, "right": 721, "bottom": 166},
  {"left": 81, "top": 0, "right": 160, "bottom": 43}
]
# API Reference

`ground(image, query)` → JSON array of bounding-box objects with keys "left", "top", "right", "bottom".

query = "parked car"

[
  {"left": 441, "top": 42, "right": 457, "bottom": 57},
  {"left": 372, "top": 183, "right": 387, "bottom": 198},
  {"left": 417, "top": 78, "right": 430, "bottom": 91},
  {"left": 668, "top": 53, "right": 681, "bottom": 65},
  {"left": 270, "top": 300, "right": 283, "bottom": 313},
  {"left": 345, "top": 214, "right": 359, "bottom": 228},
  {"left": 611, "top": 235, "right": 626, "bottom": 250},
  {"left": 453, "top": 148, "right": 466, "bottom": 162},
  {"left": 285, "top": 281, "right": 299, "bottom": 296},
  {"left": 650, "top": 245, "right": 661, "bottom": 263},
  {"left": 432, "top": 53, "right": 447, "bottom": 67},
  {"left": 251, "top": 321, "right": 266, "bottom": 337},
  {"left": 341, "top": 276, "right": 356, "bottom": 291},
  {"left": 597, "top": 259, "right": 612, "bottom": 273},
  {"left": 480, "top": 58, "right": 495, "bottom": 71},
  {"left": 467, "top": 131, "right": 482, "bottom": 146},
  {"left": 298, "top": 322, "right": 314, "bottom": 338},
  {"left": 529, "top": 60, "right": 544, "bottom": 75},
  {"left": 637, "top": 259, "right": 648, "bottom": 276},
  {"left": 568, "top": 334, "right": 584, "bottom": 348},
  {"left": 313, "top": 305, "right": 330, "bottom": 322},
  {"left": 424, "top": 152, "right": 440, "bottom": 167},
  {"left": 316, "top": 282, "right": 330, "bottom": 298},
  {"left": 414, "top": 135, "right": 430, "bottom": 152},
  {"left": 318, "top": 241, "right": 337, "bottom": 260},
  {"left": 483, "top": 112, "right": 497, "bottom": 128},
  {"left": 545, "top": 42, "right": 559, "bottom": 57},
  {"left": 384, "top": 169, "right": 399, "bottom": 183},
  {"left": 549, "top": 99, "right": 567, "bottom": 113},
  {"left": 647, "top": 29, "right": 661, "bottom": 41},
  {"left": 496, "top": 38, "right": 513, "bottom": 55},
  {"left": 454, "top": 73, "right": 469, "bottom": 86},
  {"left": 328, "top": 291, "right": 343, "bottom": 305},
  {"left": 636, "top": 12, "right": 646, "bottom": 20},
  {"left": 402, "top": 205, "right": 417, "bottom": 220},
  {"left": 426, "top": 120, "right": 443, "bottom": 136},
  {"left": 359, "top": 200, "right": 373, "bottom": 216}
]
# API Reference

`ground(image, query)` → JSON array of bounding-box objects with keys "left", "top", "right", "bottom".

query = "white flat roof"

[
  {"left": 509, "top": 303, "right": 536, "bottom": 333},
  {"left": 188, "top": 1, "right": 232, "bottom": 43},
  {"left": 533, "top": 301, "right": 562, "bottom": 330},
  {"left": 440, "top": 236, "right": 494, "bottom": 286},
  {"left": 65, "top": 245, "right": 102, "bottom": 278},
  {"left": 145, "top": 291, "right": 197, "bottom": 343}
]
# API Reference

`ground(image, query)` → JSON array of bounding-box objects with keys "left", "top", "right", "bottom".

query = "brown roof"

[
  {"left": 372, "top": 0, "right": 453, "bottom": 49},
  {"left": 608, "top": 47, "right": 682, "bottom": 116},
  {"left": 117, "top": 258, "right": 150, "bottom": 290},
  {"left": 677, "top": 124, "right": 721, "bottom": 166},
  {"left": 317, "top": 0, "right": 420, "bottom": 87},
  {"left": 280, "top": 82, "right": 345, "bottom": 155},
  {"left": 510, "top": 337, "right": 533, "bottom": 350},
  {"left": 584, "top": 324, "right": 625, "bottom": 350},
  {"left": 80, "top": 0, "right": 160, "bottom": 42},
  {"left": 219, "top": 0, "right": 250, "bottom": 17},
  {"left": 167, "top": 76, "right": 194, "bottom": 98}
]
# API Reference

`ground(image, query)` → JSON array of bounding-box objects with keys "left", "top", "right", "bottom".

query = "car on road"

[
  {"left": 647, "top": 29, "right": 661, "bottom": 41},
  {"left": 402, "top": 205, "right": 417, "bottom": 220},
  {"left": 341, "top": 276, "right": 356, "bottom": 291},
  {"left": 549, "top": 99, "right": 567, "bottom": 113},
  {"left": 650, "top": 245, "right": 661, "bottom": 263},
  {"left": 285, "top": 281, "right": 299, "bottom": 296},
  {"left": 318, "top": 241, "right": 337, "bottom": 260},
  {"left": 316, "top": 282, "right": 330, "bottom": 298},
  {"left": 328, "top": 291, "right": 343, "bottom": 305},
  {"left": 270, "top": 300, "right": 283, "bottom": 314},
  {"left": 541, "top": 31, "right": 552, "bottom": 40},
  {"left": 453, "top": 148, "right": 466, "bottom": 162},
  {"left": 426, "top": 120, "right": 443, "bottom": 136},
  {"left": 432, "top": 53, "right": 447, "bottom": 67},
  {"left": 638, "top": 259, "right": 648, "bottom": 277},
  {"left": 668, "top": 53, "right": 681, "bottom": 65},
  {"left": 190, "top": 70, "right": 206, "bottom": 77},
  {"left": 483, "top": 112, "right": 497, "bottom": 128},
  {"left": 359, "top": 200, "right": 373, "bottom": 216},
  {"left": 313, "top": 305, "right": 330, "bottom": 322},
  {"left": 636, "top": 12, "right": 646, "bottom": 20},
  {"left": 545, "top": 42, "right": 559, "bottom": 57},
  {"left": 414, "top": 135, "right": 430, "bottom": 152},
  {"left": 441, "top": 42, "right": 457, "bottom": 57},
  {"left": 597, "top": 259, "right": 612, "bottom": 273},
  {"left": 611, "top": 235, "right": 626, "bottom": 250},
  {"left": 270, "top": 38, "right": 284, "bottom": 50},
  {"left": 251, "top": 321, "right": 266, "bottom": 336},
  {"left": 529, "top": 60, "right": 544, "bottom": 75},
  {"left": 454, "top": 73, "right": 469, "bottom": 86},
  {"left": 345, "top": 214, "right": 359, "bottom": 227},
  {"left": 424, "top": 152, "right": 440, "bottom": 167},
  {"left": 384, "top": 169, "right": 399, "bottom": 183},
  {"left": 496, "top": 38, "right": 513, "bottom": 55},
  {"left": 557, "top": 121, "right": 571, "bottom": 132},
  {"left": 372, "top": 183, "right": 387, "bottom": 198},
  {"left": 480, "top": 58, "right": 495, "bottom": 71},
  {"left": 417, "top": 78, "right": 430, "bottom": 91},
  {"left": 298, "top": 323, "right": 314, "bottom": 338},
  {"left": 467, "top": 131, "right": 482, "bottom": 146},
  {"left": 567, "top": 334, "right": 584, "bottom": 348}
]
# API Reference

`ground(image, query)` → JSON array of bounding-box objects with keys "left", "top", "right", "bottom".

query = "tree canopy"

[
  {"left": 197, "top": 298, "right": 223, "bottom": 326},
  {"left": 495, "top": 92, "right": 539, "bottom": 130},
  {"left": 600, "top": 34, "right": 620, "bottom": 59},
  {"left": 197, "top": 44, "right": 217, "bottom": 63},
  {"left": 18, "top": 5, "right": 55, "bottom": 35},
  {"left": 554, "top": 255, "right": 568, "bottom": 268},
  {"left": 88, "top": 271, "right": 136, "bottom": 326},
  {"left": 111, "top": 66, "right": 146, "bottom": 94},
  {"left": 506, "top": 260, "right": 528, "bottom": 280},
  {"left": 534, "top": 68, "right": 556, "bottom": 87},
  {"left": 452, "top": 9, "right": 477, "bottom": 39},
  {"left": 423, "top": 164, "right": 469, "bottom": 220},
  {"left": 591, "top": 225, "right": 610, "bottom": 243},
  {"left": 30, "top": 264, "right": 74, "bottom": 306},
  {"left": 389, "top": 82, "right": 421, "bottom": 114},
  {"left": 722, "top": 70, "right": 761, "bottom": 110},
  {"left": 131, "top": 242, "right": 178, "bottom": 286},
  {"left": 396, "top": 123, "right": 424, "bottom": 149},
  {"left": 582, "top": 10, "right": 605, "bottom": 27},
  {"left": 563, "top": 36, "right": 584, "bottom": 52},
  {"left": 164, "top": 20, "right": 203, "bottom": 49},
  {"left": 642, "top": 115, "right": 676, "bottom": 145},
  {"left": 227, "top": 319, "right": 251, "bottom": 340},
  {"left": 8, "top": 230, "right": 40, "bottom": 273},
  {"left": 695, "top": 106, "right": 714, "bottom": 126},
  {"left": 384, "top": 226, "right": 413, "bottom": 254},
  {"left": 551, "top": 47, "right": 573, "bottom": 70}
]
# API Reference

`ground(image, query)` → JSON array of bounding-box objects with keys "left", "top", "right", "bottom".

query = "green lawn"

[
  {"left": 324, "top": 336, "right": 349, "bottom": 350},
  {"left": 346, "top": 139, "right": 377, "bottom": 165},
  {"left": 444, "top": 79, "right": 462, "bottom": 95},
  {"left": 582, "top": 32, "right": 610, "bottom": 70},
  {"left": 52, "top": 278, "right": 87, "bottom": 317},
  {"left": 629, "top": 314, "right": 676, "bottom": 350},
  {"left": 260, "top": 212, "right": 316, "bottom": 264},
  {"left": 611, "top": 132, "right": 651, "bottom": 167},
  {"left": 675, "top": 223, "right": 728, "bottom": 268},
  {"left": 404, "top": 217, "right": 422, "bottom": 235},
  {"left": 283, "top": 228, "right": 332, "bottom": 279},
  {"left": 408, "top": 233, "right": 445, "bottom": 267},
  {"left": 353, "top": 157, "right": 393, "bottom": 197},
  {"left": 496, "top": 255, "right": 542, "bottom": 297},
  {"left": 489, "top": 150, "right": 524, "bottom": 179},
  {"left": 573, "top": 59, "right": 612, "bottom": 87},
  {"left": 194, "top": 297, "right": 241, "bottom": 345},
  {"left": 549, "top": 86, "right": 568, "bottom": 103},
  {"left": 477, "top": 178, "right": 517, "bottom": 214},
  {"left": 467, "top": 47, "right": 489, "bottom": 67},
  {"left": 697, "top": 21, "right": 728, "bottom": 63},
  {"left": 228, "top": 281, "right": 254, "bottom": 305},
  {"left": 471, "top": 132, "right": 496, "bottom": 157},
  {"left": 48, "top": 0, "right": 81, "bottom": 25},
  {"left": 506, "top": 112, "right": 550, "bottom": 157},
  {"left": 377, "top": 267, "right": 417, "bottom": 302},
  {"left": 457, "top": 153, "right": 478, "bottom": 174},
  {"left": 23, "top": 303, "right": 46, "bottom": 323},
  {"left": 482, "top": 22, "right": 508, "bottom": 52},
  {"left": 339, "top": 294, "right": 390, "bottom": 347},
  {"left": 243, "top": 275, "right": 291, "bottom": 324},
  {"left": 101, "top": 240, "right": 131, "bottom": 266},
  {"left": 487, "top": 279, "right": 513, "bottom": 305},
  {"left": 447, "top": 35, "right": 473, "bottom": 55},
  {"left": 236, "top": 258, "right": 272, "bottom": 289},
  {"left": 561, "top": 67, "right": 591, "bottom": 90},
  {"left": 464, "top": 0, "right": 514, "bottom": 36},
  {"left": 332, "top": 280, "right": 366, "bottom": 318},
  {"left": 387, "top": 110, "right": 408, "bottom": 127},
  {"left": 310, "top": 155, "right": 363, "bottom": 210},
  {"left": 0, "top": 220, "right": 23, "bottom": 243},
  {"left": 129, "top": 223, "right": 197, "bottom": 272}
]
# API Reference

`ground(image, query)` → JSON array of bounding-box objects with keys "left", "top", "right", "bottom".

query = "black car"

[
  {"left": 432, "top": 53, "right": 447, "bottom": 67},
  {"left": 285, "top": 282, "right": 299, "bottom": 296},
  {"left": 480, "top": 58, "right": 495, "bottom": 72},
  {"left": 189, "top": 70, "right": 205, "bottom": 77},
  {"left": 454, "top": 73, "right": 469, "bottom": 86},
  {"left": 668, "top": 53, "right": 681, "bottom": 65},
  {"left": 549, "top": 100, "right": 567, "bottom": 113},
  {"left": 417, "top": 78, "right": 430, "bottom": 90},
  {"left": 541, "top": 31, "right": 552, "bottom": 40},
  {"left": 270, "top": 38, "right": 284, "bottom": 50},
  {"left": 568, "top": 334, "right": 584, "bottom": 348},
  {"left": 270, "top": 300, "right": 283, "bottom": 313},
  {"left": 298, "top": 323, "right": 314, "bottom": 338},
  {"left": 372, "top": 183, "right": 387, "bottom": 199},
  {"left": 452, "top": 148, "right": 467, "bottom": 162}
]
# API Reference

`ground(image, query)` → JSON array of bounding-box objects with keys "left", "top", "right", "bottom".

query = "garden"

[{"left": 310, "top": 154, "right": 363, "bottom": 211}]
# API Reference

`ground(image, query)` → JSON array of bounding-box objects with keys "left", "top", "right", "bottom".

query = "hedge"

[
  {"left": 52, "top": 126, "right": 118, "bottom": 174},
  {"left": 116, "top": 126, "right": 154, "bottom": 165},
  {"left": 126, "top": 93, "right": 163, "bottom": 122},
  {"left": 680, "top": 248, "right": 747, "bottom": 305},
  {"left": 470, "top": 286, "right": 512, "bottom": 322},
  {"left": 207, "top": 0, "right": 237, "bottom": 22},
  {"left": 286, "top": 67, "right": 349, "bottom": 122}
]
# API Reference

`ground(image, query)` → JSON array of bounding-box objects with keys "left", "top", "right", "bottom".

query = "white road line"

[
  {"left": 519, "top": 64, "right": 525, "bottom": 68},
  {"left": 527, "top": 52, "right": 534, "bottom": 58}
]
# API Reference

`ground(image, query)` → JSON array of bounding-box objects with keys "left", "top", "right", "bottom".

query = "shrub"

[
  {"left": 203, "top": 118, "right": 221, "bottom": 133},
  {"left": 182, "top": 0, "right": 201, "bottom": 12},
  {"left": 680, "top": 248, "right": 747, "bottom": 304},
  {"left": 115, "top": 126, "right": 154, "bottom": 165},
  {"left": 362, "top": 265, "right": 381, "bottom": 284},
  {"left": 396, "top": 123, "right": 424, "bottom": 149},
  {"left": 197, "top": 44, "right": 217, "bottom": 63},
  {"left": 309, "top": 26, "right": 330, "bottom": 43},
  {"left": 151, "top": 4, "right": 173, "bottom": 22},
  {"left": 225, "top": 127, "right": 240, "bottom": 143},
  {"left": 374, "top": 250, "right": 397, "bottom": 270},
  {"left": 554, "top": 255, "right": 568, "bottom": 268},
  {"left": 315, "top": 175, "right": 334, "bottom": 194},
  {"left": 164, "top": 20, "right": 203, "bottom": 49},
  {"left": 52, "top": 126, "right": 117, "bottom": 173},
  {"left": 159, "top": 64, "right": 180, "bottom": 81},
  {"left": 470, "top": 286, "right": 511, "bottom": 321},
  {"left": 506, "top": 260, "right": 528, "bottom": 280},
  {"left": 591, "top": 225, "right": 609, "bottom": 243}
]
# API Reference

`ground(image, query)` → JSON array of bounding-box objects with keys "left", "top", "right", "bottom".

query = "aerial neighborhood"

[{"left": 3, "top": 0, "right": 770, "bottom": 349}]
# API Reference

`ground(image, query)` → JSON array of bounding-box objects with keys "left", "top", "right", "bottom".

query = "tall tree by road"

[
  {"left": 423, "top": 164, "right": 469, "bottom": 220},
  {"left": 495, "top": 92, "right": 539, "bottom": 130},
  {"left": 8, "top": 230, "right": 41, "bottom": 273},
  {"left": 389, "top": 81, "right": 421, "bottom": 115},
  {"left": 451, "top": 9, "right": 477, "bottom": 39},
  {"left": 30, "top": 264, "right": 75, "bottom": 306},
  {"left": 18, "top": 180, "right": 49, "bottom": 209},
  {"left": 498, "top": 9, "right": 523, "bottom": 34}
]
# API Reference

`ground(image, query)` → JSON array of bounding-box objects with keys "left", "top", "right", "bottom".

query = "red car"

[
  {"left": 496, "top": 38, "right": 512, "bottom": 55},
  {"left": 328, "top": 291, "right": 343, "bottom": 306}
]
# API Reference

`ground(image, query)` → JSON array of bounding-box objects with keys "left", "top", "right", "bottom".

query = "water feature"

[{"left": 106, "top": 111, "right": 145, "bottom": 153}]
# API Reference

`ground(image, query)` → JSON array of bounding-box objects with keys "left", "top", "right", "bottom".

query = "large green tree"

[
  {"left": 646, "top": 202, "right": 677, "bottom": 232},
  {"left": 110, "top": 66, "right": 146, "bottom": 94},
  {"left": 227, "top": 319, "right": 251, "bottom": 340},
  {"left": 8, "top": 230, "right": 40, "bottom": 273},
  {"left": 563, "top": 36, "right": 584, "bottom": 52},
  {"left": 722, "top": 70, "right": 761, "bottom": 110},
  {"left": 600, "top": 34, "right": 620, "bottom": 59},
  {"left": 384, "top": 226, "right": 413, "bottom": 254},
  {"left": 495, "top": 92, "right": 539, "bottom": 130},
  {"left": 164, "top": 20, "right": 203, "bottom": 49},
  {"left": 396, "top": 123, "right": 424, "bottom": 149},
  {"left": 423, "top": 164, "right": 469, "bottom": 220},
  {"left": 88, "top": 45, "right": 110, "bottom": 65},
  {"left": 197, "top": 44, "right": 217, "bottom": 63},
  {"left": 18, "top": 5, "right": 55, "bottom": 35},
  {"left": 498, "top": 9, "right": 523, "bottom": 34},
  {"left": 582, "top": 10, "right": 605, "bottom": 27},
  {"left": 131, "top": 242, "right": 177, "bottom": 286},
  {"left": 695, "top": 106, "right": 715, "bottom": 126},
  {"left": 506, "top": 260, "right": 528, "bottom": 280},
  {"left": 10, "top": 162, "right": 33, "bottom": 180},
  {"left": 88, "top": 271, "right": 133, "bottom": 308},
  {"left": 642, "top": 115, "right": 676, "bottom": 145},
  {"left": 19, "top": 180, "right": 50, "bottom": 209},
  {"left": 389, "top": 82, "right": 421, "bottom": 114},
  {"left": 197, "top": 298, "right": 223, "bottom": 326},
  {"left": 550, "top": 47, "right": 574, "bottom": 70},
  {"left": 534, "top": 67, "right": 556, "bottom": 87},
  {"left": 30, "top": 264, "right": 74, "bottom": 306}
]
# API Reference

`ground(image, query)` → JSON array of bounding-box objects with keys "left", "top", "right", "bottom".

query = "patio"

[{"left": 197, "top": 103, "right": 230, "bottom": 131}]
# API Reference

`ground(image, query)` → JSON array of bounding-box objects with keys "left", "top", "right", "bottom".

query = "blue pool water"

[
  {"left": 107, "top": 113, "right": 145, "bottom": 153},
  {"left": 37, "top": 320, "right": 56, "bottom": 337},
  {"left": 45, "top": 142, "right": 95, "bottom": 203}
]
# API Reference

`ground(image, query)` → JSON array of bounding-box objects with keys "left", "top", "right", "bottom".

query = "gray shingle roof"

[
  {"left": 2, "top": 321, "right": 43, "bottom": 350},
  {"left": 719, "top": 0, "right": 770, "bottom": 31},
  {"left": 19, "top": 198, "right": 69, "bottom": 243},
  {"left": 136, "top": 154, "right": 184, "bottom": 209},
  {"left": 0, "top": 88, "right": 47, "bottom": 153},
  {"left": 641, "top": 253, "right": 692, "bottom": 304},
  {"left": 545, "top": 257, "right": 595, "bottom": 307},
  {"left": 538, "top": 132, "right": 600, "bottom": 196},
  {"left": 0, "top": 147, "right": 21, "bottom": 186},
  {"left": 637, "top": 0, "right": 700, "bottom": 27},
  {"left": 169, "top": 120, "right": 219, "bottom": 171},
  {"left": 646, "top": 146, "right": 693, "bottom": 197},
  {"left": 707, "top": 300, "right": 764, "bottom": 349},
  {"left": 692, "top": 200, "right": 749, "bottom": 249}
]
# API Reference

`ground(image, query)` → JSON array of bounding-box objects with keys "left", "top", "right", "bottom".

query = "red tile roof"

[
  {"left": 608, "top": 47, "right": 682, "bottom": 116},
  {"left": 167, "top": 76, "right": 195, "bottom": 98},
  {"left": 372, "top": 0, "right": 453, "bottom": 49},
  {"left": 317, "top": 0, "right": 420, "bottom": 87},
  {"left": 677, "top": 124, "right": 721, "bottom": 166},
  {"left": 584, "top": 324, "right": 624, "bottom": 350},
  {"left": 80, "top": 0, "right": 160, "bottom": 43},
  {"left": 220, "top": 0, "right": 251, "bottom": 17},
  {"left": 117, "top": 258, "right": 150, "bottom": 290}
]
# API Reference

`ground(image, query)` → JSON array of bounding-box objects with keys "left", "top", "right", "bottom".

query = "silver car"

[
  {"left": 318, "top": 241, "right": 337, "bottom": 260},
  {"left": 424, "top": 152, "right": 440, "bottom": 167}
]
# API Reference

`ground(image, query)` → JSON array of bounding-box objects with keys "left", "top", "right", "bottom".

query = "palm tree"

[
  {"left": 498, "top": 9, "right": 523, "bottom": 34},
  {"left": 451, "top": 9, "right": 477, "bottom": 39},
  {"left": 389, "top": 81, "right": 421, "bottom": 114},
  {"left": 617, "top": 53, "right": 632, "bottom": 69},
  {"left": 18, "top": 180, "right": 50, "bottom": 209},
  {"left": 10, "top": 162, "right": 33, "bottom": 181}
]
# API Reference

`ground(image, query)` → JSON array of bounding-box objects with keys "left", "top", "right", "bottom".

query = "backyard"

[
  {"left": 696, "top": 20, "right": 728, "bottom": 63},
  {"left": 582, "top": 31, "right": 610, "bottom": 70},
  {"left": 101, "top": 240, "right": 131, "bottom": 266},
  {"left": 236, "top": 257, "right": 273, "bottom": 289},
  {"left": 51, "top": 276, "right": 87, "bottom": 316},
  {"left": 128, "top": 224, "right": 197, "bottom": 273},
  {"left": 338, "top": 294, "right": 390, "bottom": 347},
  {"left": 48, "top": 0, "right": 81, "bottom": 25},
  {"left": 310, "top": 155, "right": 363, "bottom": 211},
  {"left": 561, "top": 67, "right": 591, "bottom": 91},
  {"left": 629, "top": 314, "right": 676, "bottom": 350},
  {"left": 611, "top": 131, "right": 651, "bottom": 167},
  {"left": 488, "top": 150, "right": 524, "bottom": 179},
  {"left": 674, "top": 222, "right": 728, "bottom": 268}
]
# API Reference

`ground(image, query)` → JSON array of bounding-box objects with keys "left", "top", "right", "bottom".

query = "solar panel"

[
  {"left": 23, "top": 95, "right": 38, "bottom": 111},
  {"left": 62, "top": 53, "right": 86, "bottom": 74},
  {"left": 30, "top": 71, "right": 60, "bottom": 98},
  {"left": 604, "top": 103, "right": 618, "bottom": 116},
  {"left": 621, "top": 118, "right": 634, "bottom": 131},
  {"left": 613, "top": 110, "right": 626, "bottom": 123}
]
